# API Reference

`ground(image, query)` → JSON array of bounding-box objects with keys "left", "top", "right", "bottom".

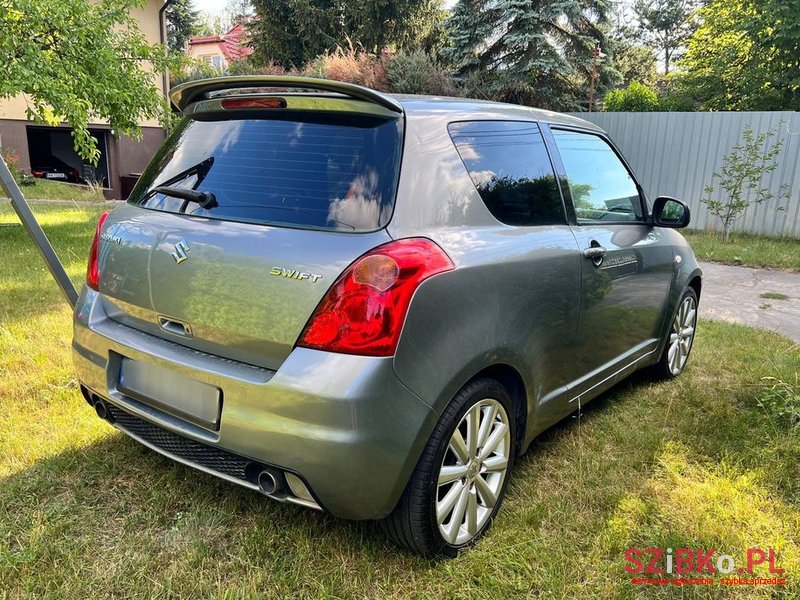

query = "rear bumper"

[{"left": 72, "top": 287, "right": 435, "bottom": 520}]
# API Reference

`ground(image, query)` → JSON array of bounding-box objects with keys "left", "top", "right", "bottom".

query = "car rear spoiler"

[{"left": 169, "top": 76, "right": 404, "bottom": 115}]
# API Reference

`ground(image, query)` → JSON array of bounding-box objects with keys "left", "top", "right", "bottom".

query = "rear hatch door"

[{"left": 97, "top": 103, "right": 403, "bottom": 370}]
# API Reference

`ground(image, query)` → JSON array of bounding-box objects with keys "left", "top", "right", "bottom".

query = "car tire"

[
  {"left": 383, "top": 378, "right": 517, "bottom": 557},
  {"left": 651, "top": 287, "right": 698, "bottom": 380}
]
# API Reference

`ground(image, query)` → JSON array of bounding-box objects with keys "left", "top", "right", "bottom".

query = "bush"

[
  {"left": 0, "top": 148, "right": 34, "bottom": 186},
  {"left": 1, "top": 148, "right": 22, "bottom": 180},
  {"left": 302, "top": 45, "right": 389, "bottom": 91},
  {"left": 226, "top": 59, "right": 289, "bottom": 77},
  {"left": 386, "top": 50, "right": 458, "bottom": 96},
  {"left": 656, "top": 75, "right": 697, "bottom": 111},
  {"left": 169, "top": 47, "right": 460, "bottom": 99},
  {"left": 657, "top": 92, "right": 695, "bottom": 112},
  {"left": 602, "top": 81, "right": 659, "bottom": 112},
  {"left": 170, "top": 59, "right": 220, "bottom": 87},
  {"left": 759, "top": 376, "right": 800, "bottom": 429}
]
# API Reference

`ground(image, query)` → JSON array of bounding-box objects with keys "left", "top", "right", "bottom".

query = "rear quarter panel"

[{"left": 388, "top": 110, "right": 583, "bottom": 439}]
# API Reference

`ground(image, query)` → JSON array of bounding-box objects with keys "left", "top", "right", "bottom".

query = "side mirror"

[{"left": 652, "top": 196, "right": 690, "bottom": 228}]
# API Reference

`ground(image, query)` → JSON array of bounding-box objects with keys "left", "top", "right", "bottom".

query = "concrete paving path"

[{"left": 699, "top": 262, "right": 800, "bottom": 343}]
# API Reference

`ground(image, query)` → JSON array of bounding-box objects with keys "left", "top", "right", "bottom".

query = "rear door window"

[
  {"left": 129, "top": 113, "right": 403, "bottom": 232},
  {"left": 448, "top": 121, "right": 565, "bottom": 226},
  {"left": 551, "top": 129, "right": 644, "bottom": 223}
]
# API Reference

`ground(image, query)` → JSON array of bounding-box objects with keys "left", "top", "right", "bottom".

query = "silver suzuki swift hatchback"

[{"left": 73, "top": 76, "right": 701, "bottom": 557}]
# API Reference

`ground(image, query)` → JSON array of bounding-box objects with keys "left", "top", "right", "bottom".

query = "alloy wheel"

[
  {"left": 668, "top": 294, "right": 697, "bottom": 375},
  {"left": 435, "top": 398, "right": 511, "bottom": 546}
]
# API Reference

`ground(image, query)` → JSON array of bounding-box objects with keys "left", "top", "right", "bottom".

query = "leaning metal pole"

[{"left": 0, "top": 157, "right": 79, "bottom": 307}]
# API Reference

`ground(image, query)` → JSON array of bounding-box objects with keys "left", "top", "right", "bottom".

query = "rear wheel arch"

[
  {"left": 383, "top": 375, "right": 518, "bottom": 556},
  {"left": 461, "top": 364, "right": 528, "bottom": 455},
  {"left": 655, "top": 268, "right": 702, "bottom": 361},
  {"left": 688, "top": 275, "right": 702, "bottom": 300}
]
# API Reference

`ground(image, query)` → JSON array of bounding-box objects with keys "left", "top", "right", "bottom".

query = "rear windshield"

[{"left": 128, "top": 112, "right": 403, "bottom": 232}]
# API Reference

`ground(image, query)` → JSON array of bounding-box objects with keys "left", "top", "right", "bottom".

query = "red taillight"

[
  {"left": 298, "top": 238, "right": 454, "bottom": 357},
  {"left": 31, "top": 170, "right": 44, "bottom": 177},
  {"left": 86, "top": 211, "right": 110, "bottom": 291}
]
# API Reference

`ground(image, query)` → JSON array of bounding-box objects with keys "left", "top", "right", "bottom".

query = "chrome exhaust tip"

[
  {"left": 257, "top": 470, "right": 278, "bottom": 495},
  {"left": 79, "top": 385, "right": 94, "bottom": 406},
  {"left": 94, "top": 398, "right": 109, "bottom": 420},
  {"left": 92, "top": 397, "right": 115, "bottom": 424}
]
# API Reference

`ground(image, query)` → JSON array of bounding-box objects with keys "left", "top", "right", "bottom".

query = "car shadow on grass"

[{"left": 1, "top": 380, "right": 638, "bottom": 548}]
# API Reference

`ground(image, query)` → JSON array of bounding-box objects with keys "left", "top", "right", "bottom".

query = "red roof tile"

[
  {"left": 189, "top": 35, "right": 223, "bottom": 45},
  {"left": 189, "top": 23, "right": 253, "bottom": 61}
]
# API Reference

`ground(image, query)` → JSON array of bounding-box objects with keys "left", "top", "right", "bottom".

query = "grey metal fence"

[{"left": 570, "top": 111, "right": 800, "bottom": 238}]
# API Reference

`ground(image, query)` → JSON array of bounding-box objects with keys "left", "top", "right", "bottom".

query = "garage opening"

[{"left": 26, "top": 127, "right": 110, "bottom": 186}]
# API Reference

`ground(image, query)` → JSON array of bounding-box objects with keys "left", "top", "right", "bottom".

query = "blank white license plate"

[
  {"left": 118, "top": 358, "right": 222, "bottom": 430},
  {"left": 45, "top": 173, "right": 66, "bottom": 179}
]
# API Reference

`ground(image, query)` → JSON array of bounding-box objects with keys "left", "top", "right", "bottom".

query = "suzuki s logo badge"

[{"left": 171, "top": 240, "right": 191, "bottom": 264}]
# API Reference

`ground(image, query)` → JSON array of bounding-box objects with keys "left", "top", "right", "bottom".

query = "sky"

[
  {"left": 192, "top": 0, "right": 458, "bottom": 15},
  {"left": 192, "top": 0, "right": 228, "bottom": 15}
]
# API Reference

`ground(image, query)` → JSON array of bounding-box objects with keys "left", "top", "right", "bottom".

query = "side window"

[
  {"left": 551, "top": 129, "right": 643, "bottom": 223},
  {"left": 449, "top": 121, "right": 565, "bottom": 226}
]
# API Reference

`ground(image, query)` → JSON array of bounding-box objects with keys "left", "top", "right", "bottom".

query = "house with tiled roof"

[{"left": 188, "top": 23, "right": 254, "bottom": 70}]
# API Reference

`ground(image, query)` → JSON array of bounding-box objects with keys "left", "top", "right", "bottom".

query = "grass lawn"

[
  {"left": 1, "top": 178, "right": 105, "bottom": 203},
  {"left": 684, "top": 230, "right": 800, "bottom": 273},
  {"left": 1, "top": 204, "right": 799, "bottom": 598}
]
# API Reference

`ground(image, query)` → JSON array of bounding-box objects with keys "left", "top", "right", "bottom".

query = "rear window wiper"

[{"left": 152, "top": 186, "right": 217, "bottom": 209}]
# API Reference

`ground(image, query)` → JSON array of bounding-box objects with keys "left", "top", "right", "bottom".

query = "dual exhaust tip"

[
  {"left": 94, "top": 398, "right": 112, "bottom": 421},
  {"left": 79, "top": 385, "right": 318, "bottom": 509},
  {"left": 82, "top": 384, "right": 280, "bottom": 497},
  {"left": 80, "top": 385, "right": 114, "bottom": 424}
]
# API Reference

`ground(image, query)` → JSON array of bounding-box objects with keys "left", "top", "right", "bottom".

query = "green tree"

[
  {"left": 633, "top": 0, "right": 697, "bottom": 74},
  {"left": 196, "top": 13, "right": 228, "bottom": 37},
  {"left": 344, "top": 0, "right": 445, "bottom": 55},
  {"left": 680, "top": 0, "right": 800, "bottom": 110},
  {"left": 166, "top": 0, "right": 199, "bottom": 52},
  {"left": 702, "top": 125, "right": 790, "bottom": 242},
  {"left": 247, "top": 0, "right": 444, "bottom": 68},
  {"left": 247, "top": 0, "right": 333, "bottom": 68},
  {"left": 225, "top": 0, "right": 252, "bottom": 25},
  {"left": 439, "top": 0, "right": 496, "bottom": 73},
  {"left": 442, "top": 0, "right": 616, "bottom": 110},
  {"left": 602, "top": 80, "right": 659, "bottom": 111},
  {"left": 195, "top": 1, "right": 252, "bottom": 38},
  {"left": 656, "top": 75, "right": 696, "bottom": 111},
  {"left": 607, "top": 29, "right": 658, "bottom": 87},
  {"left": 0, "top": 0, "right": 177, "bottom": 163}
]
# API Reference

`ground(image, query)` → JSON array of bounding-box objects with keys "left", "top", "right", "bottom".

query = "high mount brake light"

[
  {"left": 221, "top": 97, "right": 287, "bottom": 110},
  {"left": 298, "top": 238, "right": 454, "bottom": 357},
  {"left": 86, "top": 210, "right": 110, "bottom": 291}
]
